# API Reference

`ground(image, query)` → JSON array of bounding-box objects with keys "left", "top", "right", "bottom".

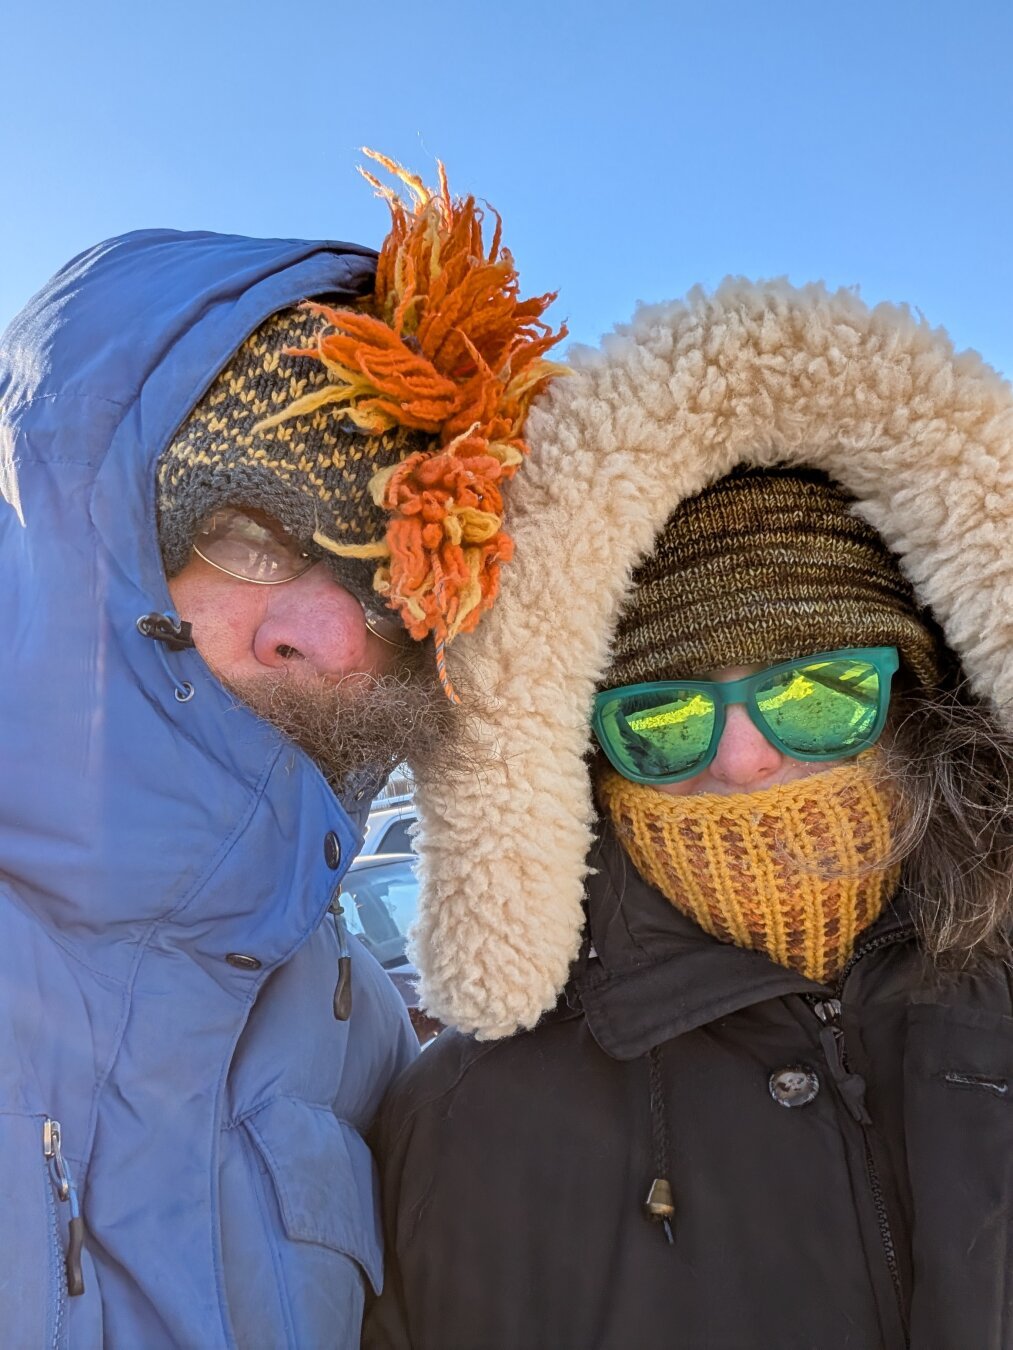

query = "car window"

[
  {"left": 339, "top": 861, "right": 419, "bottom": 968},
  {"left": 377, "top": 817, "right": 416, "bottom": 854}
]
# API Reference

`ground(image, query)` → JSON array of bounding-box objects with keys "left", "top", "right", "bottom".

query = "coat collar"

[{"left": 572, "top": 825, "right": 911, "bottom": 1061}]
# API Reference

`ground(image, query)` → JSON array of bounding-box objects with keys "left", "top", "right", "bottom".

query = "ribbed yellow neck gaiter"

[{"left": 599, "top": 759, "right": 901, "bottom": 984}]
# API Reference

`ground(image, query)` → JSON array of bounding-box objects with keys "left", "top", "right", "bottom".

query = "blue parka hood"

[
  {"left": 0, "top": 230, "right": 417, "bottom": 1348},
  {"left": 2, "top": 229, "right": 379, "bottom": 936}
]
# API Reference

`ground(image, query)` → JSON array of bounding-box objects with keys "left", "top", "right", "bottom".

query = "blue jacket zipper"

[{"left": 43, "top": 1119, "right": 86, "bottom": 1298}]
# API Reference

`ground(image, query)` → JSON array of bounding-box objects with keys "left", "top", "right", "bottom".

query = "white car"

[
  {"left": 339, "top": 852, "right": 441, "bottom": 1044},
  {"left": 339, "top": 852, "right": 418, "bottom": 971},
  {"left": 361, "top": 801, "right": 417, "bottom": 856}
]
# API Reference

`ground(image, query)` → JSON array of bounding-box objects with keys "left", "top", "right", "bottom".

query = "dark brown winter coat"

[{"left": 365, "top": 829, "right": 1013, "bottom": 1350}]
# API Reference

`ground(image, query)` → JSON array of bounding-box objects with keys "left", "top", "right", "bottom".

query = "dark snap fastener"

[
  {"left": 226, "top": 953, "right": 262, "bottom": 972},
  {"left": 323, "top": 831, "right": 342, "bottom": 870},
  {"left": 769, "top": 1066, "right": 820, "bottom": 1108}
]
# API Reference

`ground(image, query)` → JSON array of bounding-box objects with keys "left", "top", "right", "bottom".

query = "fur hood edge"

[{"left": 409, "top": 277, "right": 1013, "bottom": 1040}]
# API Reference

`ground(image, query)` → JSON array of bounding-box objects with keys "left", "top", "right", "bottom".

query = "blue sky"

[{"left": 3, "top": 0, "right": 1011, "bottom": 375}]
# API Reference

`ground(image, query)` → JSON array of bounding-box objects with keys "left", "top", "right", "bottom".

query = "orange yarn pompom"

[{"left": 262, "top": 149, "right": 568, "bottom": 666}]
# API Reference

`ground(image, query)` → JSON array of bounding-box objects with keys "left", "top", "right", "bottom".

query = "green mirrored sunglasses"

[{"left": 592, "top": 647, "right": 900, "bottom": 785}]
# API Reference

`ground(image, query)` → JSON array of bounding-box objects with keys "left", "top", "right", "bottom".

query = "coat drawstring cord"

[
  {"left": 328, "top": 896, "right": 354, "bottom": 1021},
  {"left": 136, "top": 612, "right": 196, "bottom": 702},
  {"left": 644, "top": 1045, "right": 675, "bottom": 1245}
]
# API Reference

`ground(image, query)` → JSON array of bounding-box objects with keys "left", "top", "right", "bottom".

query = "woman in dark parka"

[{"left": 365, "top": 280, "right": 1013, "bottom": 1350}]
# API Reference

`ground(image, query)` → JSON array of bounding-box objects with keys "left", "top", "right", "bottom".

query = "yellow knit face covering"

[{"left": 599, "top": 757, "right": 901, "bottom": 984}]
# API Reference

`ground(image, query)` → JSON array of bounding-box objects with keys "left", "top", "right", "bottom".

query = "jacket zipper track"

[
  {"left": 43, "top": 1118, "right": 86, "bottom": 1303},
  {"left": 862, "top": 1135, "right": 902, "bottom": 1310},
  {"left": 806, "top": 925, "right": 914, "bottom": 1343},
  {"left": 43, "top": 1127, "right": 68, "bottom": 1349},
  {"left": 834, "top": 927, "right": 914, "bottom": 993}
]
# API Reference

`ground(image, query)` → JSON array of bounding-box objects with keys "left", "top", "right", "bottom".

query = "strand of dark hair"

[{"left": 881, "top": 678, "right": 1013, "bottom": 968}]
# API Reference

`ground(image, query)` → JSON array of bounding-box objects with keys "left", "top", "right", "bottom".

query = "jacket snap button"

[
  {"left": 323, "top": 831, "right": 342, "bottom": 870},
  {"left": 768, "top": 1066, "right": 820, "bottom": 1108},
  {"left": 226, "top": 953, "right": 262, "bottom": 972}
]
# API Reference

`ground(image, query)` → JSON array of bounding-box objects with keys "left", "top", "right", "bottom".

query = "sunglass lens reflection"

[
  {"left": 754, "top": 658, "right": 881, "bottom": 755},
  {"left": 610, "top": 688, "right": 716, "bottom": 779}
]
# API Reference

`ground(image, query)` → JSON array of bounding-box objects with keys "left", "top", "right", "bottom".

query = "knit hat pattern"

[
  {"left": 157, "top": 305, "right": 428, "bottom": 608},
  {"left": 609, "top": 466, "right": 942, "bottom": 689},
  {"left": 158, "top": 154, "right": 567, "bottom": 687}
]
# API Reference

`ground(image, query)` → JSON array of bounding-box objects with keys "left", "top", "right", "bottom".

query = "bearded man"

[{"left": 0, "top": 156, "right": 563, "bottom": 1346}]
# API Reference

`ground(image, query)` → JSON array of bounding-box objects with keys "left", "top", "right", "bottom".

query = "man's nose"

[
  {"left": 252, "top": 565, "right": 374, "bottom": 680},
  {"left": 709, "top": 703, "right": 784, "bottom": 789}
]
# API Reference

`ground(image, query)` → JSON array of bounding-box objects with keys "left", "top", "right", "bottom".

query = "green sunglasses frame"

[{"left": 592, "top": 646, "right": 900, "bottom": 786}]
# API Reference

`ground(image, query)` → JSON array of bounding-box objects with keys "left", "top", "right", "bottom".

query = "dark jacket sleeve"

[
  {"left": 362, "top": 1029, "right": 493, "bottom": 1350},
  {"left": 362, "top": 1174, "right": 414, "bottom": 1350},
  {"left": 361, "top": 1062, "right": 425, "bottom": 1350},
  {"left": 363, "top": 1264, "right": 413, "bottom": 1349}
]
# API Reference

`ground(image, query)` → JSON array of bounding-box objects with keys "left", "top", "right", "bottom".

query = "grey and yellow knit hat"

[
  {"left": 608, "top": 465, "right": 943, "bottom": 688},
  {"left": 156, "top": 152, "right": 568, "bottom": 693},
  {"left": 157, "top": 304, "right": 426, "bottom": 612}
]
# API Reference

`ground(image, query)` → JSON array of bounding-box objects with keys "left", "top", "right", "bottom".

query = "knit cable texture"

[{"left": 598, "top": 761, "right": 900, "bottom": 985}]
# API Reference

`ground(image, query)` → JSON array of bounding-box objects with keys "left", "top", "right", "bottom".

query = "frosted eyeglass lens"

[{"left": 193, "top": 510, "right": 313, "bottom": 583}]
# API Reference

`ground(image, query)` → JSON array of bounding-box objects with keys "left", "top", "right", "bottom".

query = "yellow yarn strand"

[
  {"left": 599, "top": 757, "right": 901, "bottom": 986},
  {"left": 313, "top": 530, "right": 390, "bottom": 560}
]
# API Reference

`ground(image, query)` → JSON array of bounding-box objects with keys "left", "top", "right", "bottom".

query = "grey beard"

[{"left": 223, "top": 659, "right": 455, "bottom": 798}]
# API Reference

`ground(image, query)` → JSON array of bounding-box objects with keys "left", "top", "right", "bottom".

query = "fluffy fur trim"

[{"left": 408, "top": 278, "right": 1013, "bottom": 1039}]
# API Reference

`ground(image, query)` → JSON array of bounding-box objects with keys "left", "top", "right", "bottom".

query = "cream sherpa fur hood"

[{"left": 407, "top": 277, "right": 1013, "bottom": 1040}]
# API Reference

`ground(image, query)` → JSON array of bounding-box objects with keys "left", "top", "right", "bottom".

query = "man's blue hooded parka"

[{"left": 0, "top": 230, "right": 418, "bottom": 1346}]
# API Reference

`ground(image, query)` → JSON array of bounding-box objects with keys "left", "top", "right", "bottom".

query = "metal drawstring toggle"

[
  {"left": 136, "top": 613, "right": 195, "bottom": 651},
  {"left": 136, "top": 613, "right": 196, "bottom": 702}
]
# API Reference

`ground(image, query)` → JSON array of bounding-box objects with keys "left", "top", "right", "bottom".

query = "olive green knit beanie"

[{"left": 608, "top": 465, "right": 943, "bottom": 688}]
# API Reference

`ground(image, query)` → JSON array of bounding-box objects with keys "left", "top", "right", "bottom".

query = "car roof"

[
  {"left": 366, "top": 797, "right": 415, "bottom": 816},
  {"left": 347, "top": 851, "right": 416, "bottom": 869}
]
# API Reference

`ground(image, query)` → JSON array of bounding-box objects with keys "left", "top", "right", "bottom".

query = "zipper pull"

[
  {"left": 812, "top": 1000, "right": 872, "bottom": 1125},
  {"left": 328, "top": 897, "right": 353, "bottom": 1021},
  {"left": 333, "top": 957, "right": 353, "bottom": 1020},
  {"left": 43, "top": 1118, "right": 86, "bottom": 1296}
]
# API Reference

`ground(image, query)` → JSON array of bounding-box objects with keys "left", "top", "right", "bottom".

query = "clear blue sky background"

[{"left": 3, "top": 0, "right": 1011, "bottom": 375}]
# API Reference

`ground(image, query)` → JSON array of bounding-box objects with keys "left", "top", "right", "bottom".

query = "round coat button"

[
  {"left": 323, "top": 830, "right": 342, "bottom": 870},
  {"left": 226, "top": 953, "right": 262, "bottom": 971},
  {"left": 768, "top": 1066, "right": 820, "bottom": 1108}
]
